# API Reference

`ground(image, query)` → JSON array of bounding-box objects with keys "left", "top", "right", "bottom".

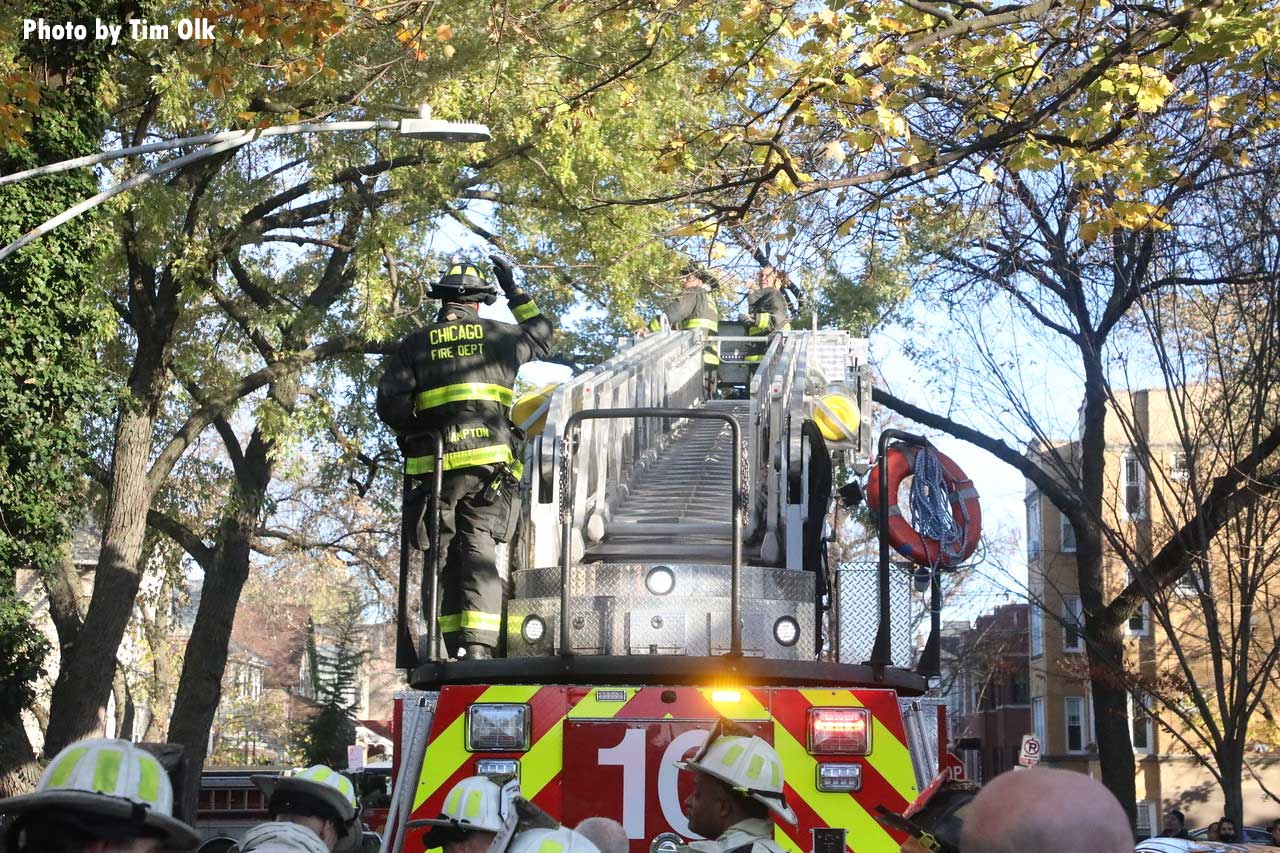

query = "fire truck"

[{"left": 379, "top": 321, "right": 972, "bottom": 853}]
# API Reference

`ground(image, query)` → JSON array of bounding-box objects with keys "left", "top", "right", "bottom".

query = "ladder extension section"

[{"left": 519, "top": 327, "right": 871, "bottom": 574}]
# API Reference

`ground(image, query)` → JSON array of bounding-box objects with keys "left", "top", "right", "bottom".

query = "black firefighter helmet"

[{"left": 432, "top": 261, "right": 499, "bottom": 305}]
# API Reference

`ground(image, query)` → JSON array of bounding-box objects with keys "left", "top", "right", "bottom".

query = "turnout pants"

[{"left": 404, "top": 465, "right": 506, "bottom": 655}]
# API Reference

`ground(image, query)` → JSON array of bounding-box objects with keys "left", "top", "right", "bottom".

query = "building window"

[
  {"left": 1033, "top": 697, "right": 1046, "bottom": 743},
  {"left": 1031, "top": 606, "right": 1044, "bottom": 658},
  {"left": 1136, "top": 800, "right": 1155, "bottom": 839},
  {"left": 1128, "top": 600, "right": 1151, "bottom": 637},
  {"left": 1027, "top": 497, "right": 1042, "bottom": 559},
  {"left": 1063, "top": 595, "right": 1084, "bottom": 652},
  {"left": 1170, "top": 451, "right": 1191, "bottom": 481},
  {"left": 1175, "top": 568, "right": 1200, "bottom": 598},
  {"left": 1060, "top": 512, "right": 1077, "bottom": 552},
  {"left": 1065, "top": 697, "right": 1085, "bottom": 753},
  {"left": 1123, "top": 453, "right": 1146, "bottom": 519},
  {"left": 1130, "top": 692, "right": 1154, "bottom": 753},
  {"left": 1086, "top": 686, "right": 1096, "bottom": 747}
]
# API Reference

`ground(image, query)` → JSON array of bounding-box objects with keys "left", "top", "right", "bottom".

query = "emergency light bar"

[{"left": 808, "top": 707, "right": 871, "bottom": 755}]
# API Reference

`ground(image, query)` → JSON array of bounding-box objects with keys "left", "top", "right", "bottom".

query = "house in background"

[
  {"left": 941, "top": 604, "right": 1031, "bottom": 783},
  {"left": 1025, "top": 387, "right": 1280, "bottom": 833}
]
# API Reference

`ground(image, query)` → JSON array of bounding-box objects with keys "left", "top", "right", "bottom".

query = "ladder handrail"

[{"left": 558, "top": 407, "right": 744, "bottom": 655}]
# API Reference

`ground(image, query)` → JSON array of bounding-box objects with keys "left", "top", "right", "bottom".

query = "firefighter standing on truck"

[
  {"left": 377, "top": 256, "right": 552, "bottom": 661},
  {"left": 742, "top": 265, "right": 791, "bottom": 370},
  {"left": 642, "top": 264, "right": 720, "bottom": 397},
  {"left": 675, "top": 720, "right": 796, "bottom": 853}
]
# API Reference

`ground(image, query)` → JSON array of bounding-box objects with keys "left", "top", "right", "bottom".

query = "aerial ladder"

[{"left": 381, "top": 323, "right": 964, "bottom": 853}]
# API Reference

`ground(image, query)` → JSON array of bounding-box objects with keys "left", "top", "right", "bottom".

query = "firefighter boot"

[{"left": 462, "top": 643, "right": 493, "bottom": 660}]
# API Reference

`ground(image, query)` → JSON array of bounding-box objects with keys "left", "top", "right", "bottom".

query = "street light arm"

[
  {"left": 0, "top": 134, "right": 254, "bottom": 264},
  {"left": 0, "top": 120, "right": 404, "bottom": 189}
]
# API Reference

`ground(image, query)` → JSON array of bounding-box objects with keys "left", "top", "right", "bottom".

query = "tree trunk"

[
  {"left": 1217, "top": 744, "right": 1244, "bottom": 829},
  {"left": 1077, "top": 357, "right": 1138, "bottom": 825},
  {"left": 168, "top": 418, "right": 279, "bottom": 820},
  {"left": 0, "top": 707, "right": 40, "bottom": 797},
  {"left": 43, "top": 381, "right": 161, "bottom": 755}
]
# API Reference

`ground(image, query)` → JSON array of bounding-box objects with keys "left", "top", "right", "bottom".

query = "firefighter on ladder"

[
  {"left": 377, "top": 256, "right": 552, "bottom": 660},
  {"left": 675, "top": 720, "right": 796, "bottom": 853},
  {"left": 641, "top": 264, "right": 721, "bottom": 397},
  {"left": 742, "top": 265, "right": 791, "bottom": 372}
]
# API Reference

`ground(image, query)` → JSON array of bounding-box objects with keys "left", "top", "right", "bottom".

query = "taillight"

[{"left": 808, "top": 707, "right": 871, "bottom": 754}]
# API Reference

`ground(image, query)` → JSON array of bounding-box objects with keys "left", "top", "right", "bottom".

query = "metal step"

[{"left": 585, "top": 401, "right": 748, "bottom": 563}]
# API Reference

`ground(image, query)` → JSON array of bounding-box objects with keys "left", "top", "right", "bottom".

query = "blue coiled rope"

[{"left": 909, "top": 446, "right": 965, "bottom": 559}]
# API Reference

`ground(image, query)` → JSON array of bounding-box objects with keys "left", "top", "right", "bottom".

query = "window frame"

[
  {"left": 1065, "top": 696, "right": 1086, "bottom": 754},
  {"left": 1122, "top": 452, "right": 1147, "bottom": 520},
  {"left": 1127, "top": 600, "right": 1152, "bottom": 637},
  {"left": 1129, "top": 691, "right": 1154, "bottom": 754},
  {"left": 1031, "top": 606, "right": 1044, "bottom": 658},
  {"left": 1032, "top": 696, "right": 1046, "bottom": 744},
  {"left": 1027, "top": 496, "right": 1042, "bottom": 559},
  {"left": 1063, "top": 595, "right": 1084, "bottom": 653},
  {"left": 1060, "top": 511, "right": 1077, "bottom": 553},
  {"left": 1170, "top": 450, "right": 1191, "bottom": 482},
  {"left": 1135, "top": 800, "right": 1155, "bottom": 840}
]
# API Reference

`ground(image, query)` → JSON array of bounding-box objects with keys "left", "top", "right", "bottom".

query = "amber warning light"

[{"left": 808, "top": 707, "right": 872, "bottom": 755}]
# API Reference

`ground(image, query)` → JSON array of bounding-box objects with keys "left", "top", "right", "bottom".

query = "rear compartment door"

[{"left": 561, "top": 718, "right": 772, "bottom": 851}]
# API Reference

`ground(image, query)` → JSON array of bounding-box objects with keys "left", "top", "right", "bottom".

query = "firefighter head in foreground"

[
  {"left": 377, "top": 256, "right": 553, "bottom": 661},
  {"left": 873, "top": 772, "right": 978, "bottom": 853},
  {"left": 0, "top": 737, "right": 199, "bottom": 853},
  {"left": 238, "top": 765, "right": 362, "bottom": 853},
  {"left": 675, "top": 720, "right": 795, "bottom": 853},
  {"left": 414, "top": 776, "right": 600, "bottom": 853}
]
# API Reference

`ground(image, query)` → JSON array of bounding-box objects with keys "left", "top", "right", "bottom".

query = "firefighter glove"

[{"left": 490, "top": 254, "right": 521, "bottom": 296}]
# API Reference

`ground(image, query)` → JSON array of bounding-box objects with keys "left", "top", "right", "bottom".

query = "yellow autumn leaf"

[
  {"left": 436, "top": 23, "right": 453, "bottom": 41},
  {"left": 443, "top": 44, "right": 456, "bottom": 59},
  {"left": 979, "top": 163, "right": 997, "bottom": 183},
  {"left": 822, "top": 139, "right": 846, "bottom": 163}
]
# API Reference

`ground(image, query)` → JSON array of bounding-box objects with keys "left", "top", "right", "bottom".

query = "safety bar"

[
  {"left": 395, "top": 431, "right": 445, "bottom": 669},
  {"left": 558, "top": 407, "right": 744, "bottom": 655},
  {"left": 870, "top": 429, "right": 935, "bottom": 671}
]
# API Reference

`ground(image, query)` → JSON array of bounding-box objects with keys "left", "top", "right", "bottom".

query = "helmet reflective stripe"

[
  {"left": 434, "top": 776, "right": 508, "bottom": 833},
  {"left": 676, "top": 733, "right": 795, "bottom": 825},
  {"left": 447, "top": 263, "right": 484, "bottom": 279},
  {"left": 37, "top": 738, "right": 174, "bottom": 815},
  {"left": 508, "top": 827, "right": 600, "bottom": 853},
  {"left": 293, "top": 765, "right": 356, "bottom": 809}
]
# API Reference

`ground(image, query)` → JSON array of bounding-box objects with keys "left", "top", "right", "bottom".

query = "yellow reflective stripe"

[
  {"left": 413, "top": 685, "right": 541, "bottom": 810},
  {"left": 415, "top": 383, "right": 515, "bottom": 411},
  {"left": 798, "top": 689, "right": 915, "bottom": 801},
  {"left": 93, "top": 747, "right": 122, "bottom": 795},
  {"left": 647, "top": 317, "right": 662, "bottom": 332},
  {"left": 465, "top": 789, "right": 483, "bottom": 818},
  {"left": 744, "top": 355, "right": 764, "bottom": 363},
  {"left": 47, "top": 746, "right": 88, "bottom": 789},
  {"left": 405, "top": 444, "right": 515, "bottom": 475},
  {"left": 439, "top": 611, "right": 501, "bottom": 633},
  {"left": 520, "top": 717, "right": 563, "bottom": 801},
  {"left": 540, "top": 840, "right": 565, "bottom": 853},
  {"left": 773, "top": 721, "right": 897, "bottom": 852},
  {"left": 775, "top": 824, "right": 800, "bottom": 853},
  {"left": 568, "top": 688, "right": 638, "bottom": 718},
  {"left": 136, "top": 756, "right": 160, "bottom": 803},
  {"left": 682, "top": 318, "right": 718, "bottom": 331},
  {"left": 513, "top": 301, "right": 541, "bottom": 322},
  {"left": 703, "top": 353, "right": 721, "bottom": 366},
  {"left": 779, "top": 321, "right": 792, "bottom": 331}
]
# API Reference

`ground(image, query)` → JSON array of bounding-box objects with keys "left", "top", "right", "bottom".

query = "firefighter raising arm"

[{"left": 376, "top": 256, "right": 552, "bottom": 661}]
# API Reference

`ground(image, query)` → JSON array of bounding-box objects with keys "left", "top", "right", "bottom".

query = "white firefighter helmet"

[
  {"left": 251, "top": 765, "right": 361, "bottom": 851},
  {"left": 675, "top": 724, "right": 797, "bottom": 825},
  {"left": 0, "top": 737, "right": 199, "bottom": 848},
  {"left": 410, "top": 775, "right": 519, "bottom": 845},
  {"left": 508, "top": 826, "right": 601, "bottom": 853}
]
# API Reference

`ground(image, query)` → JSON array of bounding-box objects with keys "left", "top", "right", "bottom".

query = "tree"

[
  {"left": 865, "top": 64, "right": 1280, "bottom": 820},
  {"left": 0, "top": 0, "right": 120, "bottom": 792},
  {"left": 295, "top": 601, "right": 364, "bottom": 770}
]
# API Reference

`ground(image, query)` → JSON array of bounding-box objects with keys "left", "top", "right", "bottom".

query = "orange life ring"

[{"left": 865, "top": 444, "right": 981, "bottom": 568}]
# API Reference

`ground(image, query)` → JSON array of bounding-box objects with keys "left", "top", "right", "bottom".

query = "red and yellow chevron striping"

[{"left": 403, "top": 685, "right": 919, "bottom": 853}]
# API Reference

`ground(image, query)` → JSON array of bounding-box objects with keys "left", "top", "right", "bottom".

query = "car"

[
  {"left": 1136, "top": 840, "right": 1273, "bottom": 853},
  {"left": 1188, "top": 826, "right": 1274, "bottom": 844}
]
